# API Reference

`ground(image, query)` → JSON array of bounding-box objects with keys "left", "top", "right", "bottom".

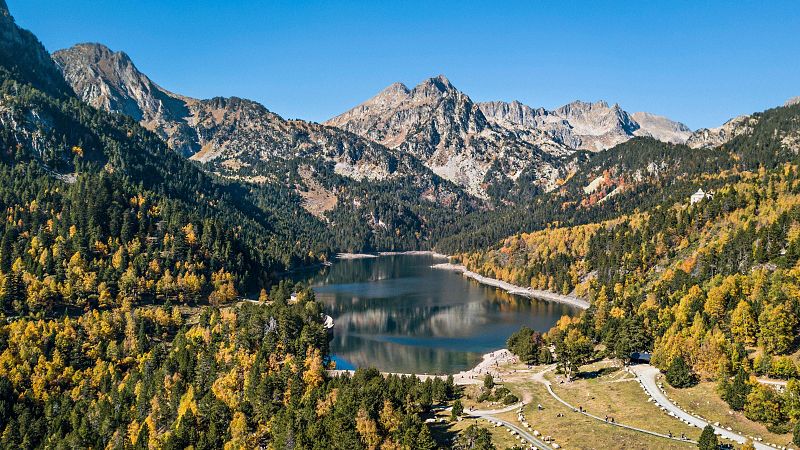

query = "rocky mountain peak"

[
  {"left": 53, "top": 43, "right": 190, "bottom": 124},
  {"left": 67, "top": 43, "right": 134, "bottom": 67},
  {"left": 0, "top": 0, "right": 9, "bottom": 16},
  {"left": 786, "top": 96, "right": 800, "bottom": 107},
  {"left": 411, "top": 74, "right": 459, "bottom": 99}
]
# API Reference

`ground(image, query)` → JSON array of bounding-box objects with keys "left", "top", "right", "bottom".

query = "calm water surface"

[{"left": 298, "top": 254, "right": 579, "bottom": 374}]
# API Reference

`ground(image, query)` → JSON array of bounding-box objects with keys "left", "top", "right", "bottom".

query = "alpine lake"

[{"left": 296, "top": 254, "right": 580, "bottom": 374}]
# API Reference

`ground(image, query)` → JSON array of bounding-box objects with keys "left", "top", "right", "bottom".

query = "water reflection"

[{"left": 298, "top": 255, "right": 579, "bottom": 374}]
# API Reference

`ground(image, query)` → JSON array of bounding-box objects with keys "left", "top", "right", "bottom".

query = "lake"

[{"left": 298, "top": 254, "right": 580, "bottom": 374}]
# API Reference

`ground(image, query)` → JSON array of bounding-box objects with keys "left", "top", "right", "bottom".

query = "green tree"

[
  {"left": 454, "top": 424, "right": 496, "bottom": 450},
  {"left": 507, "top": 327, "right": 543, "bottom": 364},
  {"left": 483, "top": 374, "right": 494, "bottom": 390},
  {"left": 697, "top": 425, "right": 718, "bottom": 450},
  {"left": 451, "top": 399, "right": 464, "bottom": 421},
  {"left": 665, "top": 356, "right": 696, "bottom": 388},
  {"left": 720, "top": 367, "right": 751, "bottom": 411}
]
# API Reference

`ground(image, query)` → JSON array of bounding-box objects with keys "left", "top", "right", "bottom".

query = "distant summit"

[
  {"left": 327, "top": 75, "right": 696, "bottom": 196},
  {"left": 327, "top": 76, "right": 568, "bottom": 197}
]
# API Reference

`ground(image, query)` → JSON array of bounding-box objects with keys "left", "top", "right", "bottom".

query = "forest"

[{"left": 461, "top": 112, "right": 800, "bottom": 434}]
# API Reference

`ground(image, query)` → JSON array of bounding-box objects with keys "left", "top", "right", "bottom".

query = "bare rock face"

[
  {"left": 630, "top": 111, "right": 693, "bottom": 144},
  {"left": 686, "top": 115, "right": 758, "bottom": 149},
  {"left": 785, "top": 96, "right": 800, "bottom": 107},
  {"left": 327, "top": 75, "right": 569, "bottom": 197},
  {"left": 53, "top": 43, "right": 407, "bottom": 181},
  {"left": 478, "top": 100, "right": 691, "bottom": 151},
  {"left": 54, "top": 44, "right": 199, "bottom": 156}
]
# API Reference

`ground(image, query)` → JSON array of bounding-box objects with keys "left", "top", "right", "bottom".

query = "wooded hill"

[{"left": 459, "top": 103, "right": 800, "bottom": 433}]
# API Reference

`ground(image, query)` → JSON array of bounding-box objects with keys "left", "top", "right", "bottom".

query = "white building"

[{"left": 690, "top": 188, "right": 712, "bottom": 204}]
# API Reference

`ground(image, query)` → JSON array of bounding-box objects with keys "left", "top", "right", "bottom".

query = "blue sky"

[{"left": 9, "top": 0, "right": 800, "bottom": 129}]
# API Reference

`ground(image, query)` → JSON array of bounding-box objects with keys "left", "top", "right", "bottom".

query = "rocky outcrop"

[
  {"left": 478, "top": 100, "right": 691, "bottom": 151},
  {"left": 327, "top": 76, "right": 569, "bottom": 197},
  {"left": 630, "top": 111, "right": 693, "bottom": 144},
  {"left": 686, "top": 115, "right": 758, "bottom": 149}
]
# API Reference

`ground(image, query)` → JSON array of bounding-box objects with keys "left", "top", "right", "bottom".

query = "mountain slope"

[
  {"left": 686, "top": 114, "right": 758, "bottom": 149},
  {"left": 326, "top": 75, "right": 570, "bottom": 197},
  {"left": 54, "top": 43, "right": 410, "bottom": 182},
  {"left": 0, "top": 6, "right": 336, "bottom": 280},
  {"left": 53, "top": 44, "right": 478, "bottom": 251},
  {"left": 0, "top": 0, "right": 70, "bottom": 98}
]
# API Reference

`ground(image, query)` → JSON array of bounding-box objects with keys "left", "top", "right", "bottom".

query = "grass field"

[
  {"left": 544, "top": 361, "right": 699, "bottom": 441},
  {"left": 662, "top": 379, "right": 793, "bottom": 448},
  {"left": 500, "top": 378, "right": 694, "bottom": 450}
]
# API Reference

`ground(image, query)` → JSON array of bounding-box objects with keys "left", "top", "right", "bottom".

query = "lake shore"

[
  {"left": 336, "top": 250, "right": 449, "bottom": 260},
  {"left": 327, "top": 348, "right": 516, "bottom": 382},
  {"left": 432, "top": 263, "right": 590, "bottom": 310}
]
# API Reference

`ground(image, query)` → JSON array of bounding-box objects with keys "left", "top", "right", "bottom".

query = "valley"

[{"left": 0, "top": 0, "right": 799, "bottom": 449}]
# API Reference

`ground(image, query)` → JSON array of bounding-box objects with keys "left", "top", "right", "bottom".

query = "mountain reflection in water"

[{"left": 297, "top": 254, "right": 579, "bottom": 374}]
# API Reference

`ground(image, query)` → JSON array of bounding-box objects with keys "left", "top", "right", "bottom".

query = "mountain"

[
  {"left": 326, "top": 75, "right": 570, "bottom": 197},
  {"left": 478, "top": 99, "right": 692, "bottom": 151},
  {"left": 54, "top": 44, "right": 477, "bottom": 251},
  {"left": 54, "top": 43, "right": 411, "bottom": 182},
  {"left": 629, "top": 111, "right": 694, "bottom": 144}
]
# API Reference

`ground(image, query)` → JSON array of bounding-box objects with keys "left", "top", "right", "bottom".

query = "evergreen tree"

[
  {"left": 451, "top": 399, "right": 464, "bottom": 421},
  {"left": 454, "top": 424, "right": 496, "bottom": 450},
  {"left": 697, "top": 425, "right": 718, "bottom": 450},
  {"left": 720, "top": 368, "right": 751, "bottom": 411},
  {"left": 483, "top": 374, "right": 494, "bottom": 390},
  {"left": 666, "top": 356, "right": 696, "bottom": 388}
]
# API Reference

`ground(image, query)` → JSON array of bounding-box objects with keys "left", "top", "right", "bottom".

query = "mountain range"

[
  {"left": 52, "top": 43, "right": 758, "bottom": 200},
  {"left": 5, "top": 0, "right": 796, "bottom": 255}
]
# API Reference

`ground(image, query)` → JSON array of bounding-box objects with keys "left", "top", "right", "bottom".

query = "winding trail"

[
  {"left": 630, "top": 364, "right": 772, "bottom": 450},
  {"left": 467, "top": 404, "right": 552, "bottom": 450},
  {"left": 533, "top": 366, "right": 697, "bottom": 446}
]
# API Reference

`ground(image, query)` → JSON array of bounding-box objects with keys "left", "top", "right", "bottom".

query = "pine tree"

[
  {"left": 697, "top": 425, "right": 718, "bottom": 450},
  {"left": 666, "top": 356, "right": 696, "bottom": 388}
]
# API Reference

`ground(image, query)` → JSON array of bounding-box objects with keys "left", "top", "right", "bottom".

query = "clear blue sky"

[{"left": 8, "top": 0, "right": 800, "bottom": 129}]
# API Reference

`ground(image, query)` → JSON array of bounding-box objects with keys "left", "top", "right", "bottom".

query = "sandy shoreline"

[
  {"left": 336, "top": 250, "right": 449, "bottom": 260},
  {"left": 432, "top": 263, "right": 590, "bottom": 310},
  {"left": 327, "top": 348, "right": 517, "bottom": 384}
]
